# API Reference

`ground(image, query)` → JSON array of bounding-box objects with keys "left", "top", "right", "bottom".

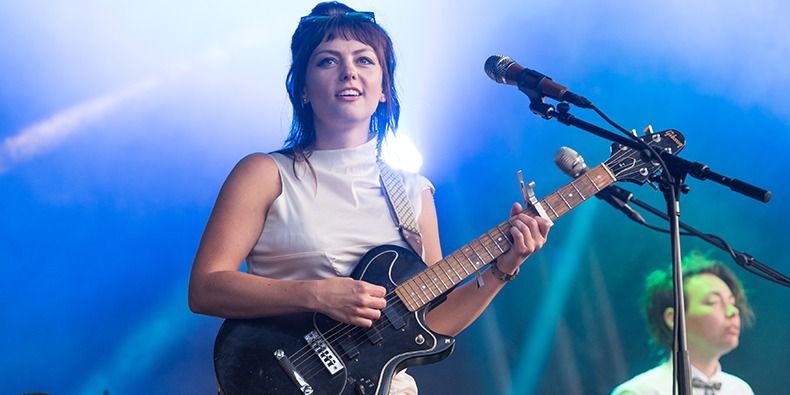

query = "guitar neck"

[{"left": 394, "top": 164, "right": 617, "bottom": 312}]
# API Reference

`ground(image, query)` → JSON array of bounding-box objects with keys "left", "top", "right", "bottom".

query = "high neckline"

[{"left": 308, "top": 137, "right": 378, "bottom": 173}]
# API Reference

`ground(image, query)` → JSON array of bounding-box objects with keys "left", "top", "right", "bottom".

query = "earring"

[
  {"left": 301, "top": 95, "right": 309, "bottom": 104},
  {"left": 379, "top": 93, "right": 386, "bottom": 103}
]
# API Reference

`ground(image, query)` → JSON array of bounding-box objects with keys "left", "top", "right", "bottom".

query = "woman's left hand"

[{"left": 496, "top": 202, "right": 552, "bottom": 273}]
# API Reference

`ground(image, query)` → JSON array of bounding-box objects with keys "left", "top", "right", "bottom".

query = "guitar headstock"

[{"left": 604, "top": 129, "right": 685, "bottom": 184}]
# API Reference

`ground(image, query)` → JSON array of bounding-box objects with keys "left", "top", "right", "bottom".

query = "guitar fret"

[
  {"left": 448, "top": 256, "right": 464, "bottom": 280},
  {"left": 405, "top": 281, "right": 426, "bottom": 306},
  {"left": 563, "top": 185, "right": 583, "bottom": 207},
  {"left": 486, "top": 232, "right": 505, "bottom": 253},
  {"left": 459, "top": 248, "right": 479, "bottom": 272},
  {"left": 432, "top": 265, "right": 450, "bottom": 289},
  {"left": 395, "top": 288, "right": 415, "bottom": 311},
  {"left": 557, "top": 191, "right": 572, "bottom": 209},
  {"left": 453, "top": 253, "right": 472, "bottom": 276},
  {"left": 495, "top": 225, "right": 512, "bottom": 247},
  {"left": 437, "top": 263, "right": 456, "bottom": 286},
  {"left": 396, "top": 294, "right": 409, "bottom": 311},
  {"left": 417, "top": 275, "right": 437, "bottom": 299},
  {"left": 478, "top": 238, "right": 496, "bottom": 261},
  {"left": 411, "top": 279, "right": 430, "bottom": 305},
  {"left": 425, "top": 269, "right": 444, "bottom": 294},
  {"left": 571, "top": 181, "right": 586, "bottom": 200},
  {"left": 543, "top": 199, "right": 559, "bottom": 218},
  {"left": 468, "top": 245, "right": 486, "bottom": 268},
  {"left": 584, "top": 172, "right": 601, "bottom": 192}
]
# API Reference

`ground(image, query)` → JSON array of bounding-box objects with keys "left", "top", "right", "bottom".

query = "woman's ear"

[{"left": 663, "top": 307, "right": 675, "bottom": 330}]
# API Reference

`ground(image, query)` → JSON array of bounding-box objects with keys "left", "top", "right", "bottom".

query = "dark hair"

[
  {"left": 283, "top": 1, "right": 400, "bottom": 157},
  {"left": 643, "top": 251, "right": 754, "bottom": 353}
]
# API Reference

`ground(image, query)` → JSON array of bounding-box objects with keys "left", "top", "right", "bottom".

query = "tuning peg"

[
  {"left": 628, "top": 129, "right": 638, "bottom": 137},
  {"left": 642, "top": 124, "right": 654, "bottom": 135}
]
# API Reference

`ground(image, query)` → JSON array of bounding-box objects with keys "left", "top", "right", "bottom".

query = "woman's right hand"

[{"left": 312, "top": 277, "right": 388, "bottom": 328}]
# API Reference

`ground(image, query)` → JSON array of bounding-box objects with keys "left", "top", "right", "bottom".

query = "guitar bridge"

[
  {"left": 274, "top": 349, "right": 314, "bottom": 395},
  {"left": 305, "top": 330, "right": 344, "bottom": 375}
]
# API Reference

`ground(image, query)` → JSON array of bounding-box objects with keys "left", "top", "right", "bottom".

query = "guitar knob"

[{"left": 355, "top": 383, "right": 368, "bottom": 395}]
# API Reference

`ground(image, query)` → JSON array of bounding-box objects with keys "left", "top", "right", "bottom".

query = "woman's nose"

[
  {"left": 726, "top": 304, "right": 739, "bottom": 318},
  {"left": 340, "top": 64, "right": 358, "bottom": 81}
]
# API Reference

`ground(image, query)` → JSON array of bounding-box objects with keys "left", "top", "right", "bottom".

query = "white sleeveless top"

[{"left": 247, "top": 137, "right": 432, "bottom": 395}]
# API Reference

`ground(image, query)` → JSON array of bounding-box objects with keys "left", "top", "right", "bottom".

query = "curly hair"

[{"left": 643, "top": 251, "right": 754, "bottom": 353}]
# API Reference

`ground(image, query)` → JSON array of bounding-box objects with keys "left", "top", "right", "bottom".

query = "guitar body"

[{"left": 214, "top": 245, "right": 455, "bottom": 395}]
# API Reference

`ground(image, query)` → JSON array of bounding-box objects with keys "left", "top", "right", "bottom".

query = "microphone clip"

[{"left": 527, "top": 95, "right": 556, "bottom": 120}]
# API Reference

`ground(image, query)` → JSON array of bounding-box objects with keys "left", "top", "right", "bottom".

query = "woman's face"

[
  {"left": 682, "top": 273, "right": 741, "bottom": 359},
  {"left": 304, "top": 38, "right": 384, "bottom": 135}
]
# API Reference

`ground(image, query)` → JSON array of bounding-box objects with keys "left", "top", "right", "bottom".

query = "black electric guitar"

[{"left": 214, "top": 129, "right": 686, "bottom": 395}]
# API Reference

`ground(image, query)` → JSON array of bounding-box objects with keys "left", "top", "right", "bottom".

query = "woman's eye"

[
  {"left": 358, "top": 56, "right": 375, "bottom": 65},
  {"left": 317, "top": 58, "right": 337, "bottom": 67}
]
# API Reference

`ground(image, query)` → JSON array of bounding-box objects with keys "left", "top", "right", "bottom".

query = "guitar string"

[
  {"left": 287, "top": 226, "right": 513, "bottom": 369},
  {"left": 289, "top": 176, "right": 597, "bottom": 377},
  {"left": 296, "top": 227, "right": 519, "bottom": 381},
  {"left": 291, "top": 234, "right": 515, "bottom": 378},
  {"left": 285, "top": 150, "right": 636, "bottom": 379},
  {"left": 292, "top": 251, "right": 480, "bottom": 368},
  {"left": 296, "top": 237, "right": 510, "bottom": 381},
  {"left": 289, "top": 289, "right": 409, "bottom": 379},
  {"left": 287, "top": 235, "right": 506, "bottom": 373},
  {"left": 285, "top": 225, "right": 514, "bottom": 368}
]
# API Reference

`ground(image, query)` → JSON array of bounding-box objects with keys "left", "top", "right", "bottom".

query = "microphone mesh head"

[
  {"left": 484, "top": 55, "right": 514, "bottom": 84},
  {"left": 554, "top": 146, "right": 588, "bottom": 177}
]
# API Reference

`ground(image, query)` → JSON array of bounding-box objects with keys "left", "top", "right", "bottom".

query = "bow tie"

[{"left": 692, "top": 377, "right": 722, "bottom": 394}]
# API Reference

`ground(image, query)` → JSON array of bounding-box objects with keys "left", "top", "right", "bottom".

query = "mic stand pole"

[
  {"left": 528, "top": 97, "right": 693, "bottom": 395},
  {"left": 658, "top": 162, "right": 693, "bottom": 395}
]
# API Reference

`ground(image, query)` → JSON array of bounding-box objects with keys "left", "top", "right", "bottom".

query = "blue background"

[{"left": 1, "top": 1, "right": 788, "bottom": 394}]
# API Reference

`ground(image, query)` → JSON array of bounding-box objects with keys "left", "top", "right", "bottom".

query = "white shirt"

[
  {"left": 611, "top": 359, "right": 754, "bottom": 395},
  {"left": 248, "top": 138, "right": 432, "bottom": 395},
  {"left": 248, "top": 137, "right": 432, "bottom": 279}
]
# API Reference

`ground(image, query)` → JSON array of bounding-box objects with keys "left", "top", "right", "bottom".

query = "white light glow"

[{"left": 380, "top": 132, "right": 423, "bottom": 173}]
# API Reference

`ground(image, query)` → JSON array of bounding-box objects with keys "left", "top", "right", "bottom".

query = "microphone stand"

[
  {"left": 522, "top": 74, "right": 776, "bottom": 391},
  {"left": 528, "top": 97, "right": 698, "bottom": 395},
  {"left": 607, "top": 184, "right": 790, "bottom": 286},
  {"left": 657, "top": 158, "right": 693, "bottom": 395}
]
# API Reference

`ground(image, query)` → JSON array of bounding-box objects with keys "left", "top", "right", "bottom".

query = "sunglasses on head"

[{"left": 299, "top": 11, "right": 376, "bottom": 25}]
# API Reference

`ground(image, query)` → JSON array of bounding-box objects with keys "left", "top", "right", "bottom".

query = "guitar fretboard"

[{"left": 395, "top": 164, "right": 617, "bottom": 312}]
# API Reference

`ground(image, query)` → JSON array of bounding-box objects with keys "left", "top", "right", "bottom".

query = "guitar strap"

[{"left": 376, "top": 158, "right": 425, "bottom": 259}]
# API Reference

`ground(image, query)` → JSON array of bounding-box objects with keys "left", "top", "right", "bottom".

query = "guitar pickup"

[
  {"left": 339, "top": 338, "right": 360, "bottom": 359},
  {"left": 383, "top": 306, "right": 406, "bottom": 330},
  {"left": 365, "top": 326, "right": 383, "bottom": 345}
]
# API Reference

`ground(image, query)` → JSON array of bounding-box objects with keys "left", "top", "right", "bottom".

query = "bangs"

[{"left": 320, "top": 20, "right": 389, "bottom": 58}]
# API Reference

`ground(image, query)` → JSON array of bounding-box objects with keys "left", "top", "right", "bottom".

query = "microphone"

[
  {"left": 485, "top": 55, "right": 593, "bottom": 108},
  {"left": 554, "top": 147, "right": 647, "bottom": 224}
]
